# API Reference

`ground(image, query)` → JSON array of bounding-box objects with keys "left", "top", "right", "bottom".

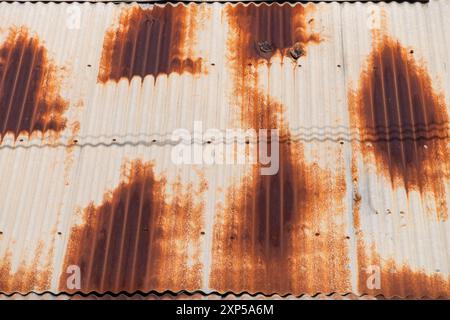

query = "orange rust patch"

[
  {"left": 351, "top": 166, "right": 449, "bottom": 298},
  {"left": 0, "top": 27, "right": 68, "bottom": 141},
  {"left": 0, "top": 242, "right": 53, "bottom": 293},
  {"left": 349, "top": 34, "right": 449, "bottom": 220},
  {"left": 226, "top": 3, "right": 320, "bottom": 66},
  {"left": 98, "top": 5, "right": 203, "bottom": 83},
  {"left": 357, "top": 242, "right": 449, "bottom": 298},
  {"left": 59, "top": 160, "right": 205, "bottom": 293}
]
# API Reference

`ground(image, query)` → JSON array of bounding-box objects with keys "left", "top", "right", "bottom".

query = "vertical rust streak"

[
  {"left": 128, "top": 164, "right": 148, "bottom": 289},
  {"left": 113, "top": 163, "right": 135, "bottom": 291},
  {"left": 209, "top": 4, "right": 352, "bottom": 295},
  {"left": 98, "top": 193, "right": 117, "bottom": 291},
  {"left": 1, "top": 31, "right": 27, "bottom": 136},
  {"left": 14, "top": 37, "right": 38, "bottom": 136}
]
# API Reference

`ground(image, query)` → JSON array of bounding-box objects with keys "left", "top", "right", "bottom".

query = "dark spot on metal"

[
  {"left": 315, "top": 232, "right": 320, "bottom": 237},
  {"left": 410, "top": 49, "right": 414, "bottom": 54},
  {"left": 73, "top": 139, "right": 78, "bottom": 143},
  {"left": 0, "top": 28, "right": 69, "bottom": 141},
  {"left": 87, "top": 64, "right": 91, "bottom": 67},
  {"left": 289, "top": 42, "right": 305, "bottom": 60},
  {"left": 257, "top": 41, "right": 274, "bottom": 58},
  {"left": 337, "top": 64, "right": 341, "bottom": 68},
  {"left": 98, "top": 5, "right": 203, "bottom": 83},
  {"left": 200, "top": 231, "right": 205, "bottom": 235},
  {"left": 211, "top": 63, "right": 215, "bottom": 66},
  {"left": 351, "top": 34, "right": 449, "bottom": 219},
  {"left": 112, "top": 138, "right": 116, "bottom": 142},
  {"left": 152, "top": 139, "right": 157, "bottom": 143},
  {"left": 57, "top": 232, "right": 62, "bottom": 235},
  {"left": 59, "top": 160, "right": 204, "bottom": 292}
]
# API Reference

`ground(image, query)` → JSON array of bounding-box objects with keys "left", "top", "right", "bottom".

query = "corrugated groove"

[{"left": 0, "top": 1, "right": 448, "bottom": 298}]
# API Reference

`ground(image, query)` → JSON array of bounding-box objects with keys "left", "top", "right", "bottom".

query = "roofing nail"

[
  {"left": 258, "top": 40, "right": 273, "bottom": 54},
  {"left": 289, "top": 42, "right": 305, "bottom": 60}
]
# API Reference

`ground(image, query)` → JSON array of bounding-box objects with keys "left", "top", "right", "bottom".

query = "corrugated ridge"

[{"left": 1, "top": 290, "right": 448, "bottom": 300}]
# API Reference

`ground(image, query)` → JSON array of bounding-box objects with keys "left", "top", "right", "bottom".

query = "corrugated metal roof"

[{"left": 0, "top": 1, "right": 448, "bottom": 299}]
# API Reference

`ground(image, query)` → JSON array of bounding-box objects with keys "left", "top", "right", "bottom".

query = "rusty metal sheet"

[{"left": 0, "top": 1, "right": 448, "bottom": 299}]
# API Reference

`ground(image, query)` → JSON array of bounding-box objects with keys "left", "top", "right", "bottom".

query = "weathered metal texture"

[
  {"left": 0, "top": 1, "right": 448, "bottom": 299},
  {"left": 0, "top": 291, "right": 379, "bottom": 300}
]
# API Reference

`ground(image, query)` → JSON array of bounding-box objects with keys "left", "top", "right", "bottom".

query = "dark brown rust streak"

[
  {"left": 98, "top": 5, "right": 203, "bottom": 83},
  {"left": 0, "top": 27, "right": 68, "bottom": 141},
  {"left": 59, "top": 160, "right": 205, "bottom": 293},
  {"left": 351, "top": 33, "right": 449, "bottom": 220},
  {"left": 210, "top": 4, "right": 351, "bottom": 294}
]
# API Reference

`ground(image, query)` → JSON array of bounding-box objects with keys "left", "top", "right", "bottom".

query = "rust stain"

[
  {"left": 226, "top": 3, "right": 320, "bottom": 66},
  {"left": 59, "top": 160, "right": 205, "bottom": 293},
  {"left": 352, "top": 160, "right": 449, "bottom": 298},
  {"left": 0, "top": 242, "right": 53, "bottom": 293},
  {"left": 350, "top": 33, "right": 449, "bottom": 221},
  {"left": 357, "top": 241, "right": 449, "bottom": 298},
  {"left": 98, "top": 5, "right": 203, "bottom": 83},
  {"left": 0, "top": 27, "right": 69, "bottom": 141},
  {"left": 210, "top": 121, "right": 349, "bottom": 293},
  {"left": 210, "top": 4, "right": 349, "bottom": 294}
]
